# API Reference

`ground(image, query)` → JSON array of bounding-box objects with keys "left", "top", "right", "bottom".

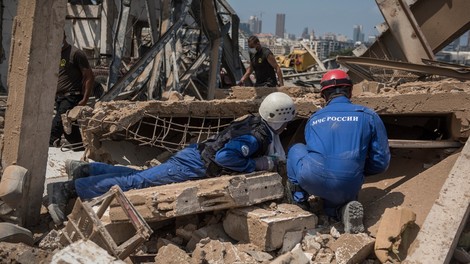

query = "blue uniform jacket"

[
  {"left": 215, "top": 134, "right": 265, "bottom": 173},
  {"left": 305, "top": 96, "right": 390, "bottom": 179}
]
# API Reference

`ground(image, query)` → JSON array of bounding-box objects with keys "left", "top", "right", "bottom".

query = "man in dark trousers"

[
  {"left": 239, "top": 35, "right": 284, "bottom": 87},
  {"left": 50, "top": 34, "right": 94, "bottom": 147},
  {"left": 47, "top": 92, "right": 296, "bottom": 225}
]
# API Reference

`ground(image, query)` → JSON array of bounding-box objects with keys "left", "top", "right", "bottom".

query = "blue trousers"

[
  {"left": 75, "top": 145, "right": 206, "bottom": 199},
  {"left": 287, "top": 143, "right": 363, "bottom": 218}
]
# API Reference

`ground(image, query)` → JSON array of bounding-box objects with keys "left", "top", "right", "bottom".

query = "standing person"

[
  {"left": 47, "top": 92, "right": 296, "bottom": 225},
  {"left": 238, "top": 36, "right": 284, "bottom": 87},
  {"left": 49, "top": 33, "right": 95, "bottom": 147},
  {"left": 286, "top": 69, "right": 390, "bottom": 233}
]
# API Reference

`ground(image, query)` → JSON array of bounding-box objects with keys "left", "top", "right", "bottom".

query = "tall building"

[
  {"left": 353, "top": 25, "right": 365, "bottom": 43},
  {"left": 249, "top": 16, "right": 262, "bottom": 35},
  {"left": 275, "top": 13, "right": 286, "bottom": 38},
  {"left": 301, "top": 27, "right": 309, "bottom": 39},
  {"left": 239, "top": 22, "right": 251, "bottom": 35}
]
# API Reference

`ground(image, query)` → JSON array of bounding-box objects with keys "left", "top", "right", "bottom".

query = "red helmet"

[{"left": 320, "top": 69, "right": 353, "bottom": 93}]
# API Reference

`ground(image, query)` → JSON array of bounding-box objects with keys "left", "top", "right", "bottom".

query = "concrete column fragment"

[
  {"left": 2, "top": 0, "right": 65, "bottom": 227},
  {"left": 223, "top": 204, "right": 317, "bottom": 251},
  {"left": 109, "top": 172, "right": 284, "bottom": 222}
]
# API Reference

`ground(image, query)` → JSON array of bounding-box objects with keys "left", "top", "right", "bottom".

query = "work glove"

[{"left": 254, "top": 156, "right": 277, "bottom": 171}]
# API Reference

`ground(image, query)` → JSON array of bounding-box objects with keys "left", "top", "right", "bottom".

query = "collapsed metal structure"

[
  {"left": 340, "top": 0, "right": 470, "bottom": 84},
  {"left": 67, "top": 0, "right": 246, "bottom": 101}
]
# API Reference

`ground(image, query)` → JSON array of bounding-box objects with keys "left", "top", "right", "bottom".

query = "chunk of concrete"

[
  {"left": 191, "top": 239, "right": 257, "bottom": 264},
  {"left": 223, "top": 203, "right": 317, "bottom": 251},
  {"left": 0, "top": 222, "right": 33, "bottom": 246},
  {"left": 330, "top": 233, "right": 375, "bottom": 264},
  {"left": 186, "top": 223, "right": 233, "bottom": 251},
  {"left": 109, "top": 172, "right": 284, "bottom": 222},
  {"left": 51, "top": 240, "right": 125, "bottom": 264},
  {"left": 279, "top": 231, "right": 303, "bottom": 254},
  {"left": 375, "top": 206, "right": 416, "bottom": 263},
  {"left": 271, "top": 244, "right": 311, "bottom": 264},
  {"left": 155, "top": 244, "right": 190, "bottom": 264},
  {"left": 244, "top": 250, "right": 273, "bottom": 262},
  {"left": 0, "top": 165, "right": 28, "bottom": 208}
]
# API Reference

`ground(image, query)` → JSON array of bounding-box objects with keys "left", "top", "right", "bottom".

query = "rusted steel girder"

[
  {"left": 337, "top": 56, "right": 470, "bottom": 81},
  {"left": 375, "top": 0, "right": 434, "bottom": 64},
  {"left": 363, "top": 0, "right": 470, "bottom": 61}
]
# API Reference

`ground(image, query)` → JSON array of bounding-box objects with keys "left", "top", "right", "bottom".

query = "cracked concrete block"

[
  {"left": 51, "top": 240, "right": 125, "bottom": 264},
  {"left": 191, "top": 239, "right": 257, "bottom": 264},
  {"left": 109, "top": 172, "right": 284, "bottom": 222},
  {"left": 375, "top": 206, "right": 416, "bottom": 263},
  {"left": 155, "top": 244, "right": 190, "bottom": 264},
  {"left": 223, "top": 203, "right": 317, "bottom": 251},
  {"left": 330, "top": 233, "right": 375, "bottom": 264}
]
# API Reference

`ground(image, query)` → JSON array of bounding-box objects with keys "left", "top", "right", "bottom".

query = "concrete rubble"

[
  {"left": 108, "top": 172, "right": 284, "bottom": 222},
  {"left": 223, "top": 203, "right": 317, "bottom": 251},
  {"left": 375, "top": 207, "right": 417, "bottom": 263},
  {"left": 0, "top": 0, "right": 469, "bottom": 263},
  {"left": 50, "top": 240, "right": 125, "bottom": 264}
]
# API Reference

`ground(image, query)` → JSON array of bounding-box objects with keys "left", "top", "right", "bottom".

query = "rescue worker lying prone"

[{"left": 47, "top": 92, "right": 296, "bottom": 225}]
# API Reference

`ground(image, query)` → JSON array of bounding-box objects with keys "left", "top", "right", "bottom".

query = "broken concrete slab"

[
  {"left": 0, "top": 222, "right": 33, "bottom": 246},
  {"left": 375, "top": 206, "right": 416, "bottom": 263},
  {"left": 405, "top": 139, "right": 470, "bottom": 264},
  {"left": 109, "top": 172, "right": 284, "bottom": 222},
  {"left": 50, "top": 240, "right": 125, "bottom": 264},
  {"left": 223, "top": 203, "right": 317, "bottom": 251},
  {"left": 154, "top": 244, "right": 191, "bottom": 264},
  {"left": 186, "top": 223, "right": 234, "bottom": 251},
  {"left": 279, "top": 230, "right": 303, "bottom": 254},
  {"left": 268, "top": 243, "right": 311, "bottom": 264},
  {"left": 330, "top": 233, "right": 375, "bottom": 264},
  {"left": 191, "top": 239, "right": 258, "bottom": 264}
]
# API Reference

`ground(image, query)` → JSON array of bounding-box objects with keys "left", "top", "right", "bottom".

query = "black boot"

[
  {"left": 65, "top": 159, "right": 90, "bottom": 180},
  {"left": 47, "top": 181, "right": 77, "bottom": 225},
  {"left": 340, "top": 201, "right": 365, "bottom": 234}
]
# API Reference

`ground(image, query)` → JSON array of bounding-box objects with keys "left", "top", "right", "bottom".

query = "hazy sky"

[{"left": 227, "top": 0, "right": 385, "bottom": 39}]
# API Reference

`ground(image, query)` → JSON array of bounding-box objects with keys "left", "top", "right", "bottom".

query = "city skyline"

[{"left": 227, "top": 0, "right": 384, "bottom": 39}]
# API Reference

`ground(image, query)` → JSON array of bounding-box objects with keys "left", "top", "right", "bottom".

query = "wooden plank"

[
  {"left": 404, "top": 138, "right": 470, "bottom": 263},
  {"left": 3, "top": 0, "right": 66, "bottom": 226}
]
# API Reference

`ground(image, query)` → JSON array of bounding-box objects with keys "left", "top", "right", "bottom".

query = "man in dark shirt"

[
  {"left": 50, "top": 34, "right": 94, "bottom": 147},
  {"left": 239, "top": 36, "right": 284, "bottom": 87}
]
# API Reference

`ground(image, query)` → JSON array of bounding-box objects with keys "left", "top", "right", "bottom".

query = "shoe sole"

[{"left": 343, "top": 201, "right": 364, "bottom": 234}]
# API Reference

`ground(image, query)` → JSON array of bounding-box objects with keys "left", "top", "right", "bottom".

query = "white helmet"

[{"left": 259, "top": 92, "right": 296, "bottom": 124}]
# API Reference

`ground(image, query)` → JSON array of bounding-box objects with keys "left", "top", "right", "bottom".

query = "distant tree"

[{"left": 329, "top": 48, "right": 354, "bottom": 58}]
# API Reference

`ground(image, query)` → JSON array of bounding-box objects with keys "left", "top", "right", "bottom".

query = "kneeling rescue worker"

[{"left": 286, "top": 69, "right": 390, "bottom": 233}]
